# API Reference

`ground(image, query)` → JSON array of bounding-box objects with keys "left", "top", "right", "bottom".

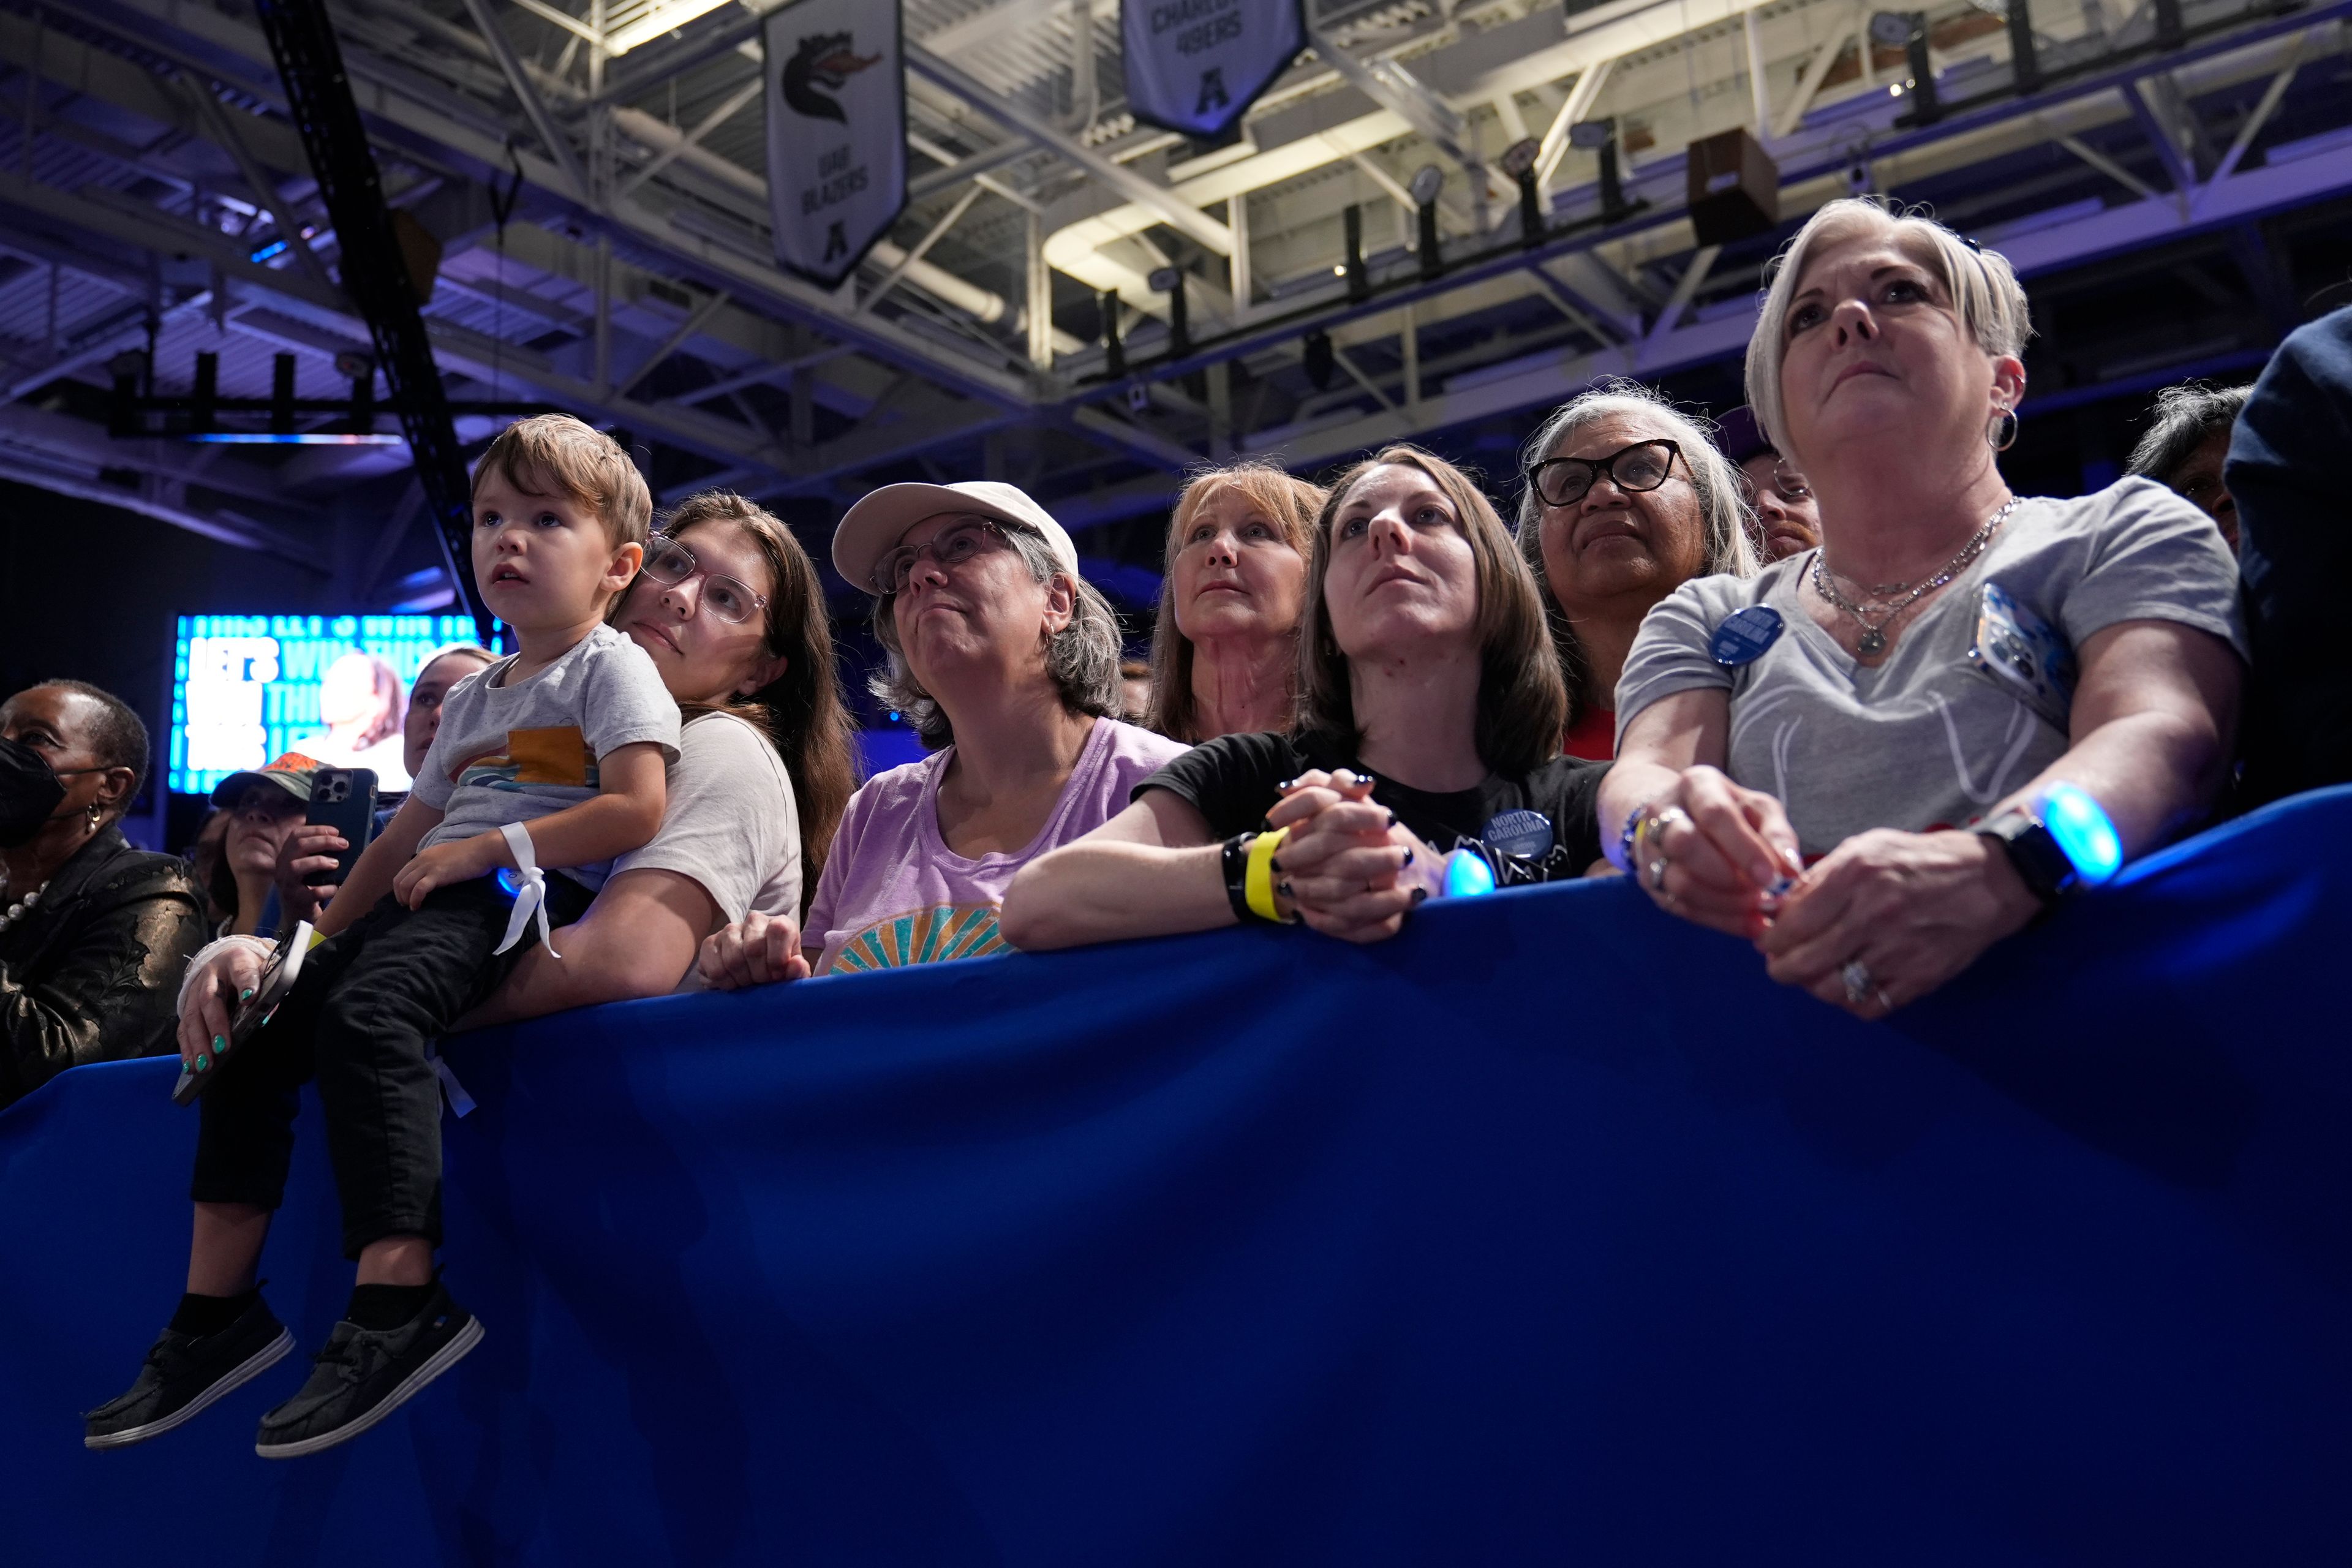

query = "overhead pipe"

[{"left": 609, "top": 107, "right": 1084, "bottom": 355}]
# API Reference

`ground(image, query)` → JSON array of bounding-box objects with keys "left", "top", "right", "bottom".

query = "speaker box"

[{"left": 1686, "top": 127, "right": 1780, "bottom": 247}]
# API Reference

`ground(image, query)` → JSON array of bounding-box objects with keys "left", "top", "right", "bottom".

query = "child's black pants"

[{"left": 189, "top": 875, "right": 594, "bottom": 1260}]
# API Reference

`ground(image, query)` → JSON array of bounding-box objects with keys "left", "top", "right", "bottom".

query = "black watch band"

[
  {"left": 1973, "top": 805, "right": 2076, "bottom": 908},
  {"left": 1220, "top": 833, "right": 1256, "bottom": 923}
]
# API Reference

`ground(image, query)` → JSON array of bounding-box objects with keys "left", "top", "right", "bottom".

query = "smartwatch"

[{"left": 1972, "top": 782, "right": 2123, "bottom": 909}]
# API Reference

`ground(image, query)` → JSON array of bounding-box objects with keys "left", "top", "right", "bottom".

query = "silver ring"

[
  {"left": 1651, "top": 806, "right": 1692, "bottom": 834},
  {"left": 1841, "top": 958, "right": 1874, "bottom": 1006},
  {"left": 1645, "top": 855, "right": 1669, "bottom": 892}
]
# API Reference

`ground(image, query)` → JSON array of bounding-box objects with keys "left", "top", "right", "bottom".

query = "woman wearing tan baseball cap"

[{"left": 698, "top": 481, "right": 1189, "bottom": 982}]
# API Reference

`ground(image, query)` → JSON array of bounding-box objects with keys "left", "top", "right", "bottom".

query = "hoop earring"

[{"left": 1987, "top": 407, "right": 2019, "bottom": 452}]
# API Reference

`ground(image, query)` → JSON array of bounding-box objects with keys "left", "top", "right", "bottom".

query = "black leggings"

[{"left": 190, "top": 876, "right": 594, "bottom": 1260}]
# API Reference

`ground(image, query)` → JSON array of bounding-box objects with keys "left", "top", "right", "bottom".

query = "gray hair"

[
  {"left": 1745, "top": 197, "right": 2034, "bottom": 460},
  {"left": 2126, "top": 381, "right": 2250, "bottom": 484},
  {"left": 1514, "top": 380, "right": 1758, "bottom": 725},
  {"left": 868, "top": 522, "right": 1123, "bottom": 750}
]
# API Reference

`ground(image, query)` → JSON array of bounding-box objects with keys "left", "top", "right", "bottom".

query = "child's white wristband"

[{"left": 494, "top": 821, "right": 562, "bottom": 959}]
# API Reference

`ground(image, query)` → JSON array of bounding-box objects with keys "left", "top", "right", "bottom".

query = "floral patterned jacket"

[{"left": 1, "top": 827, "right": 207, "bottom": 1110}]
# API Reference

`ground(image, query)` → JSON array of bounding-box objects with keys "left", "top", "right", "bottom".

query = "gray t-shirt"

[
  {"left": 412, "top": 622, "right": 681, "bottom": 888},
  {"left": 1615, "top": 478, "right": 2246, "bottom": 858},
  {"left": 614, "top": 709, "right": 802, "bottom": 927}
]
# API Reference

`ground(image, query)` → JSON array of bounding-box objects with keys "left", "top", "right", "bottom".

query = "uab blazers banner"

[
  {"left": 1121, "top": 0, "right": 1304, "bottom": 138},
  {"left": 764, "top": 0, "right": 905, "bottom": 286}
]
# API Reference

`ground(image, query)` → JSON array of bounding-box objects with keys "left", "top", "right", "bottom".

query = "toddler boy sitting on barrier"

[{"left": 86, "top": 415, "right": 679, "bottom": 1457}]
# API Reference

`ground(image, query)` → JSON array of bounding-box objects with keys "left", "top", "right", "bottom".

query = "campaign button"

[{"left": 1710, "top": 605, "right": 1784, "bottom": 666}]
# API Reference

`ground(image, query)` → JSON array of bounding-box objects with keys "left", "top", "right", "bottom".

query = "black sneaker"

[
  {"left": 252, "top": 1280, "right": 483, "bottom": 1459},
  {"left": 84, "top": 1297, "right": 295, "bottom": 1449}
]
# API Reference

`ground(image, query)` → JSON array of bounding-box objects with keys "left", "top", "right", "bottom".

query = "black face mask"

[{"left": 0, "top": 736, "right": 104, "bottom": 847}]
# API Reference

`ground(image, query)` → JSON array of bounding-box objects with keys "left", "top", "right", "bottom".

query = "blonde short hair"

[
  {"left": 1745, "top": 198, "right": 2034, "bottom": 456},
  {"left": 471, "top": 413, "right": 653, "bottom": 551}
]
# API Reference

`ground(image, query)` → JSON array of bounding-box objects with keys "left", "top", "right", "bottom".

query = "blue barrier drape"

[{"left": 6, "top": 788, "right": 2351, "bottom": 1565}]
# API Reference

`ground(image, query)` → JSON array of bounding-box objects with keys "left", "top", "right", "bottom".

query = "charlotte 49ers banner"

[
  {"left": 763, "top": 0, "right": 906, "bottom": 286},
  {"left": 1121, "top": 0, "right": 1304, "bottom": 138}
]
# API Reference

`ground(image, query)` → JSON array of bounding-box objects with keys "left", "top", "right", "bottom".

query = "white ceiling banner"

[
  {"left": 1120, "top": 0, "right": 1305, "bottom": 139},
  {"left": 763, "top": 0, "right": 907, "bottom": 286}
]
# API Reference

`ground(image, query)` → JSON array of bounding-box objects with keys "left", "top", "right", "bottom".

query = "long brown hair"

[
  {"left": 656, "top": 492, "right": 858, "bottom": 910},
  {"left": 1143, "top": 461, "right": 1327, "bottom": 742},
  {"left": 1297, "top": 445, "right": 1566, "bottom": 778}
]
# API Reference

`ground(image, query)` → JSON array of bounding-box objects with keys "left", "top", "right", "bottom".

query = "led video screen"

[{"left": 170, "top": 614, "right": 486, "bottom": 797}]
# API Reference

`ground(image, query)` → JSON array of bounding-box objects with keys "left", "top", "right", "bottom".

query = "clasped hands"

[
  {"left": 1257, "top": 770, "right": 1439, "bottom": 944},
  {"left": 1629, "top": 766, "right": 2040, "bottom": 1017}
]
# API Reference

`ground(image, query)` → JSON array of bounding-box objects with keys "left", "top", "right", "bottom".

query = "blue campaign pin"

[
  {"left": 1710, "top": 605, "right": 1784, "bottom": 666},
  {"left": 1481, "top": 808, "right": 1553, "bottom": 859}
]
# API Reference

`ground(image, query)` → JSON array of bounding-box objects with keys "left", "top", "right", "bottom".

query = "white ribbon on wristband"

[{"left": 493, "top": 821, "right": 562, "bottom": 958}]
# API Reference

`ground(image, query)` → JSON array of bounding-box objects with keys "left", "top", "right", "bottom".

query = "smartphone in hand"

[{"left": 303, "top": 768, "right": 378, "bottom": 886}]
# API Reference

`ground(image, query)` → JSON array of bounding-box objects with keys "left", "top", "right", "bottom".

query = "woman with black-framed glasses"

[{"left": 1514, "top": 381, "right": 1758, "bottom": 760}]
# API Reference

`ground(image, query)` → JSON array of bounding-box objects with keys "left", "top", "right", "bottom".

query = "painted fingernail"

[
  {"left": 193, "top": 1054, "right": 209, "bottom": 1072},
  {"left": 1268, "top": 857, "right": 1283, "bottom": 872},
  {"left": 1410, "top": 887, "right": 1428, "bottom": 905},
  {"left": 239, "top": 989, "right": 254, "bottom": 1001},
  {"left": 1401, "top": 849, "right": 1414, "bottom": 867},
  {"left": 212, "top": 1035, "right": 226, "bottom": 1051},
  {"left": 1385, "top": 810, "right": 1398, "bottom": 827},
  {"left": 1275, "top": 880, "right": 1294, "bottom": 899}
]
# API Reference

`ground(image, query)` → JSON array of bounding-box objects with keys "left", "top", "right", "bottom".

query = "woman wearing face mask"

[
  {"left": 1, "top": 680, "right": 206, "bottom": 1110},
  {"left": 1517, "top": 380, "right": 1758, "bottom": 761},
  {"left": 1001, "top": 445, "right": 1601, "bottom": 954},
  {"left": 172, "top": 492, "right": 856, "bottom": 1059},
  {"left": 1144, "top": 462, "right": 1327, "bottom": 742}
]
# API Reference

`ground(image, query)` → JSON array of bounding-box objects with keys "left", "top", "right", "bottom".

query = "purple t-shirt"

[{"left": 805, "top": 717, "right": 1188, "bottom": 974}]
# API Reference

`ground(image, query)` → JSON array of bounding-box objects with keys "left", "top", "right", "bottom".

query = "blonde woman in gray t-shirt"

[{"left": 1599, "top": 200, "right": 2244, "bottom": 1019}]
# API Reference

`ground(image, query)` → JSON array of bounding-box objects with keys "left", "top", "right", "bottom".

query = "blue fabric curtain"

[{"left": 6, "top": 788, "right": 2351, "bottom": 1565}]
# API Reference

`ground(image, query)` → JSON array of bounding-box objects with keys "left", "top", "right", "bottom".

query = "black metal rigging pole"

[{"left": 250, "top": 0, "right": 494, "bottom": 641}]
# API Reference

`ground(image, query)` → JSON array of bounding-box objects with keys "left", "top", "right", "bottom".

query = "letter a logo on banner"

[
  {"left": 764, "top": 0, "right": 906, "bottom": 287},
  {"left": 1122, "top": 0, "right": 1304, "bottom": 139}
]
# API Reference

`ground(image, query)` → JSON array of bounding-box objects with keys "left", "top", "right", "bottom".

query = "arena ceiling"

[{"left": 0, "top": 0, "right": 2346, "bottom": 612}]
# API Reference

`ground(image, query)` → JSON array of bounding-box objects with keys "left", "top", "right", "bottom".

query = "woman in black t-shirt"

[{"left": 1001, "top": 445, "right": 1606, "bottom": 952}]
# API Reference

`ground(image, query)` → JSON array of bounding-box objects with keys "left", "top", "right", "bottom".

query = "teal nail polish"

[
  {"left": 193, "top": 1055, "right": 209, "bottom": 1072},
  {"left": 239, "top": 989, "right": 254, "bottom": 1001},
  {"left": 212, "top": 1035, "right": 226, "bottom": 1051}
]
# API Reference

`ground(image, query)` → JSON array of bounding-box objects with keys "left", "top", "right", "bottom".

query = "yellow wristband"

[{"left": 1244, "top": 826, "right": 1290, "bottom": 923}]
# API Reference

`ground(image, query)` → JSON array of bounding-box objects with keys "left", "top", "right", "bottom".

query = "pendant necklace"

[{"left": 1812, "top": 498, "right": 2019, "bottom": 657}]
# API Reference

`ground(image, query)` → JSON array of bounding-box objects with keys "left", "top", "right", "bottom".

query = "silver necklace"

[{"left": 1812, "top": 498, "right": 2019, "bottom": 657}]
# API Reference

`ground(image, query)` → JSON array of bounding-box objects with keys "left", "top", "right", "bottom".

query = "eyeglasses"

[
  {"left": 871, "top": 516, "right": 1014, "bottom": 597},
  {"left": 1736, "top": 463, "right": 1814, "bottom": 505},
  {"left": 1526, "top": 439, "right": 1683, "bottom": 508},
  {"left": 642, "top": 536, "right": 769, "bottom": 625}
]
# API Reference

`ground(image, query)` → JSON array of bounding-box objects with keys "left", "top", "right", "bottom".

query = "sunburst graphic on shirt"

[
  {"left": 830, "top": 905, "right": 1008, "bottom": 973},
  {"left": 449, "top": 726, "right": 598, "bottom": 793}
]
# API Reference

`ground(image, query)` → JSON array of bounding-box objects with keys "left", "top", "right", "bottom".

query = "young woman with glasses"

[
  {"left": 175, "top": 491, "right": 858, "bottom": 1040},
  {"left": 696, "top": 481, "right": 1186, "bottom": 986},
  {"left": 1513, "top": 381, "right": 1758, "bottom": 761}
]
